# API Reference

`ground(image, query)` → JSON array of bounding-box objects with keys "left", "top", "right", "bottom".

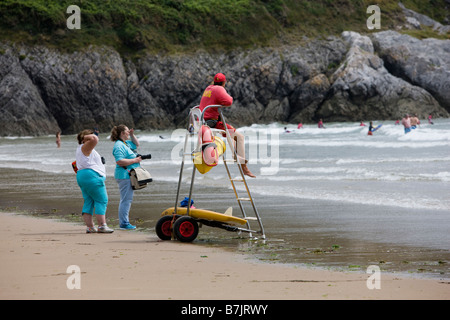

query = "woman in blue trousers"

[{"left": 110, "top": 125, "right": 142, "bottom": 230}]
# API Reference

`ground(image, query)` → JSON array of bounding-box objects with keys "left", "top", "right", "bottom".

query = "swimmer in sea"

[
  {"left": 410, "top": 114, "right": 420, "bottom": 129},
  {"left": 368, "top": 121, "right": 375, "bottom": 135},
  {"left": 401, "top": 114, "right": 411, "bottom": 134}
]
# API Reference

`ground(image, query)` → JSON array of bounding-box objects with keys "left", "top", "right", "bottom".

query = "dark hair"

[
  {"left": 214, "top": 81, "right": 225, "bottom": 86},
  {"left": 110, "top": 124, "right": 128, "bottom": 141},
  {"left": 77, "top": 129, "right": 94, "bottom": 145}
]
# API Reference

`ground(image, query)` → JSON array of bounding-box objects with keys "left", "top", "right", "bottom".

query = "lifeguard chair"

[{"left": 155, "top": 105, "right": 266, "bottom": 242}]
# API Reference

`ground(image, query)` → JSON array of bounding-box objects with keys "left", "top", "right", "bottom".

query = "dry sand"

[{"left": 0, "top": 211, "right": 448, "bottom": 300}]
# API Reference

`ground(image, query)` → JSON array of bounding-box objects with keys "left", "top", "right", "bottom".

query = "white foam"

[
  {"left": 246, "top": 184, "right": 450, "bottom": 211},
  {"left": 1, "top": 120, "right": 449, "bottom": 212}
]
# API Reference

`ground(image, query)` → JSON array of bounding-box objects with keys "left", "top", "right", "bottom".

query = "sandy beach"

[{"left": 0, "top": 211, "right": 448, "bottom": 300}]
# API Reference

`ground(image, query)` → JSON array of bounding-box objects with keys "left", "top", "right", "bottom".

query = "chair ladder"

[{"left": 217, "top": 108, "right": 266, "bottom": 239}]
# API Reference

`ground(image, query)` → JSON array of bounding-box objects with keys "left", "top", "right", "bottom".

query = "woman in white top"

[{"left": 76, "top": 129, "right": 113, "bottom": 233}]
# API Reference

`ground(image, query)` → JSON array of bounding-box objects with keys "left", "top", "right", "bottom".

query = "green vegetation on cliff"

[{"left": 0, "top": 0, "right": 448, "bottom": 53}]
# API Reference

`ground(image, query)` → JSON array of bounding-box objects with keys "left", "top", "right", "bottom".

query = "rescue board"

[
  {"left": 373, "top": 124, "right": 382, "bottom": 131},
  {"left": 161, "top": 207, "right": 247, "bottom": 225},
  {"left": 368, "top": 124, "right": 382, "bottom": 136}
]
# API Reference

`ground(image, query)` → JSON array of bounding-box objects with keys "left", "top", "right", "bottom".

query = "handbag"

[
  {"left": 118, "top": 140, "right": 152, "bottom": 189},
  {"left": 128, "top": 166, "right": 153, "bottom": 190}
]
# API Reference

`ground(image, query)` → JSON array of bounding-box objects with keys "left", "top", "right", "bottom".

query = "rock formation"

[
  {"left": 0, "top": 29, "right": 449, "bottom": 136},
  {"left": 317, "top": 31, "right": 443, "bottom": 121},
  {"left": 371, "top": 31, "right": 450, "bottom": 112},
  {"left": 0, "top": 45, "right": 59, "bottom": 136}
]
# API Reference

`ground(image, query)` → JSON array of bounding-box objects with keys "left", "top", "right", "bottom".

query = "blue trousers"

[
  {"left": 76, "top": 169, "right": 108, "bottom": 215},
  {"left": 116, "top": 179, "right": 134, "bottom": 226}
]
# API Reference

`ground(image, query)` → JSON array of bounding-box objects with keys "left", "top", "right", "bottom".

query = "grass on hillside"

[{"left": 0, "top": 0, "right": 448, "bottom": 54}]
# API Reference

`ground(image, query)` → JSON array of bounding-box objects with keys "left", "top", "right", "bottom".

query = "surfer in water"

[
  {"left": 368, "top": 122, "right": 375, "bottom": 135},
  {"left": 367, "top": 121, "right": 383, "bottom": 135}
]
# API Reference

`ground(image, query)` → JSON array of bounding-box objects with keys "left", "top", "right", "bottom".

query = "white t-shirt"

[{"left": 76, "top": 145, "right": 106, "bottom": 177}]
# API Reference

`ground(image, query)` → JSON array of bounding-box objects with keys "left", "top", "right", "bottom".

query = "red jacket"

[{"left": 199, "top": 85, "right": 233, "bottom": 120}]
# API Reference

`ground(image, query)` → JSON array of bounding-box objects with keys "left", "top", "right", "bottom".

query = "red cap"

[{"left": 214, "top": 73, "right": 226, "bottom": 82}]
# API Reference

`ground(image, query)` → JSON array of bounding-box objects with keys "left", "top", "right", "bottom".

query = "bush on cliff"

[{"left": 0, "top": 0, "right": 448, "bottom": 53}]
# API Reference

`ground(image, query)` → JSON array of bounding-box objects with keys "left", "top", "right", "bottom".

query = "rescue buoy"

[{"left": 193, "top": 125, "right": 226, "bottom": 174}]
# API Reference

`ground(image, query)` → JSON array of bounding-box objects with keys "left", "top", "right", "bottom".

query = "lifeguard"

[{"left": 199, "top": 73, "right": 255, "bottom": 178}]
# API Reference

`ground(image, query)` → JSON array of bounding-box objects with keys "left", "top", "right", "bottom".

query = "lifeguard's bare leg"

[{"left": 230, "top": 130, "right": 255, "bottom": 178}]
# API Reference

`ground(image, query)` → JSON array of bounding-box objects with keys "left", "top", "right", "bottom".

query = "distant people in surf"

[
  {"left": 56, "top": 131, "right": 61, "bottom": 148},
  {"left": 401, "top": 114, "right": 412, "bottom": 134},
  {"left": 401, "top": 113, "right": 425, "bottom": 134},
  {"left": 410, "top": 114, "right": 420, "bottom": 129},
  {"left": 368, "top": 122, "right": 375, "bottom": 135},
  {"left": 318, "top": 119, "right": 325, "bottom": 129},
  {"left": 367, "top": 121, "right": 382, "bottom": 135}
]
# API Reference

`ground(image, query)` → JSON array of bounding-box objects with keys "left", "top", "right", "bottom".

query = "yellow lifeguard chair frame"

[{"left": 155, "top": 105, "right": 266, "bottom": 242}]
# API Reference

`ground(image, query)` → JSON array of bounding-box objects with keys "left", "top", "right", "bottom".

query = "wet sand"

[
  {"left": 1, "top": 168, "right": 449, "bottom": 300},
  {"left": 0, "top": 211, "right": 449, "bottom": 300},
  {"left": 1, "top": 168, "right": 449, "bottom": 279}
]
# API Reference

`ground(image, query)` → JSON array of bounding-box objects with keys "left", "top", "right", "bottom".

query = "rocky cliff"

[{"left": 0, "top": 30, "right": 449, "bottom": 136}]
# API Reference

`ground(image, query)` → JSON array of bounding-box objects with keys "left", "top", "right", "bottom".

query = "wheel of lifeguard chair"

[
  {"left": 173, "top": 216, "right": 199, "bottom": 242},
  {"left": 155, "top": 215, "right": 172, "bottom": 240}
]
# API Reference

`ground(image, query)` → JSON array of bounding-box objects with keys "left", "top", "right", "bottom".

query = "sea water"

[{"left": 1, "top": 119, "right": 449, "bottom": 277}]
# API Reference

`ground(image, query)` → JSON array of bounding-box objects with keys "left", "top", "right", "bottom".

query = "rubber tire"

[
  {"left": 173, "top": 216, "right": 199, "bottom": 242},
  {"left": 155, "top": 215, "right": 173, "bottom": 240}
]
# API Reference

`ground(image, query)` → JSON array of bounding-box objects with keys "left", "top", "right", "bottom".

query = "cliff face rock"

[
  {"left": 130, "top": 38, "right": 347, "bottom": 128},
  {"left": 126, "top": 60, "right": 175, "bottom": 130},
  {"left": 0, "top": 30, "right": 449, "bottom": 136},
  {"left": 371, "top": 31, "right": 450, "bottom": 112},
  {"left": 0, "top": 45, "right": 59, "bottom": 136},
  {"left": 317, "top": 31, "right": 444, "bottom": 121},
  {"left": 17, "top": 45, "right": 133, "bottom": 134}
]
